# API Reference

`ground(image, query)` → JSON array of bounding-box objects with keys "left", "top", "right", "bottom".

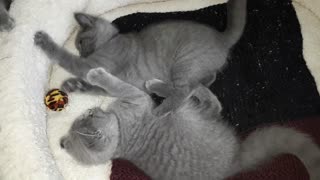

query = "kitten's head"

[
  {"left": 176, "top": 85, "right": 222, "bottom": 118},
  {"left": 74, "top": 13, "right": 119, "bottom": 57},
  {"left": 60, "top": 107, "right": 119, "bottom": 165}
]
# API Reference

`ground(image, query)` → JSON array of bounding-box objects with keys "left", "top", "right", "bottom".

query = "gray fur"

[
  {"left": 61, "top": 67, "right": 320, "bottom": 180},
  {"left": 0, "top": 0, "right": 14, "bottom": 31},
  {"left": 34, "top": 0, "right": 247, "bottom": 116}
]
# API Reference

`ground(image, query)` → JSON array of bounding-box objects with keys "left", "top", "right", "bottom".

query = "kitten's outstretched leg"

[
  {"left": 149, "top": 75, "right": 217, "bottom": 116},
  {"left": 152, "top": 53, "right": 218, "bottom": 116},
  {"left": 61, "top": 78, "right": 106, "bottom": 95},
  {"left": 34, "top": 31, "right": 92, "bottom": 78},
  {"left": 152, "top": 88, "right": 189, "bottom": 116},
  {"left": 87, "top": 68, "right": 145, "bottom": 98}
]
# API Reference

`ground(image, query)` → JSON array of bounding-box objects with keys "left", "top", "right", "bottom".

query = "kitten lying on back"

[
  {"left": 0, "top": 0, "right": 14, "bottom": 31},
  {"left": 61, "top": 67, "right": 320, "bottom": 180},
  {"left": 34, "top": 0, "right": 247, "bottom": 116}
]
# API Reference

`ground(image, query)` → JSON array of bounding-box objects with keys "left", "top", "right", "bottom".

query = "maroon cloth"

[
  {"left": 110, "top": 117, "right": 320, "bottom": 180},
  {"left": 111, "top": 159, "right": 152, "bottom": 180}
]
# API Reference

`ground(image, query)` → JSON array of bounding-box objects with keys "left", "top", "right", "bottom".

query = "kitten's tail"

[
  {"left": 223, "top": 0, "right": 247, "bottom": 48},
  {"left": 234, "top": 126, "right": 320, "bottom": 180}
]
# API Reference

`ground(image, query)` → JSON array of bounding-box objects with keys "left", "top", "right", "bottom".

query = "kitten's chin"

[{"left": 68, "top": 143, "right": 118, "bottom": 165}]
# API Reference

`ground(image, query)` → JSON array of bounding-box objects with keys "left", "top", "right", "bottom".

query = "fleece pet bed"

[{"left": 0, "top": 0, "right": 319, "bottom": 180}]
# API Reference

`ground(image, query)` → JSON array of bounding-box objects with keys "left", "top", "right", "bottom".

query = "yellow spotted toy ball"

[{"left": 45, "top": 89, "right": 68, "bottom": 111}]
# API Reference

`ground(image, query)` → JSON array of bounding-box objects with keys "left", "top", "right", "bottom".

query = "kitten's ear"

[
  {"left": 187, "top": 85, "right": 222, "bottom": 114},
  {"left": 74, "top": 13, "right": 95, "bottom": 28},
  {"left": 209, "top": 94, "right": 222, "bottom": 114}
]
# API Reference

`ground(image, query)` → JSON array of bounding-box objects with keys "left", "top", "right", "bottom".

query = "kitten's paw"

[
  {"left": 86, "top": 67, "right": 109, "bottom": 85},
  {"left": 145, "top": 79, "right": 164, "bottom": 91},
  {"left": 34, "top": 31, "right": 52, "bottom": 48},
  {"left": 61, "top": 78, "right": 92, "bottom": 93},
  {"left": 145, "top": 79, "right": 171, "bottom": 97}
]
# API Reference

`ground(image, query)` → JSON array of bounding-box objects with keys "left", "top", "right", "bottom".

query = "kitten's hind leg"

[
  {"left": 61, "top": 78, "right": 106, "bottom": 95},
  {"left": 152, "top": 54, "right": 220, "bottom": 116},
  {"left": 152, "top": 86, "right": 190, "bottom": 117},
  {"left": 145, "top": 79, "right": 173, "bottom": 98},
  {"left": 87, "top": 68, "right": 145, "bottom": 98},
  {"left": 151, "top": 78, "right": 217, "bottom": 116}
]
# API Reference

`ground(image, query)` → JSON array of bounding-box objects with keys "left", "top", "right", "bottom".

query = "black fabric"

[{"left": 113, "top": 0, "right": 320, "bottom": 132}]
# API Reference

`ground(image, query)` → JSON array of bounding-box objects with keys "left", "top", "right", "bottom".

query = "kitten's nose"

[
  {"left": 60, "top": 139, "right": 65, "bottom": 149},
  {"left": 60, "top": 137, "right": 67, "bottom": 149}
]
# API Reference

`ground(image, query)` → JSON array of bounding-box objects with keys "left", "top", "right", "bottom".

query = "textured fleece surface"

[{"left": 0, "top": 0, "right": 319, "bottom": 179}]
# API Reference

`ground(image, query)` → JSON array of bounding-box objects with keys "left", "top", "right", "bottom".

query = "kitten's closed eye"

[
  {"left": 77, "top": 38, "right": 95, "bottom": 57},
  {"left": 78, "top": 129, "right": 107, "bottom": 151}
]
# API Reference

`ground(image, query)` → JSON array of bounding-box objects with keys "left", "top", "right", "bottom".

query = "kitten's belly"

[
  {"left": 126, "top": 136, "right": 237, "bottom": 180},
  {"left": 130, "top": 152, "right": 233, "bottom": 180},
  {"left": 138, "top": 55, "right": 172, "bottom": 82},
  {"left": 117, "top": 57, "right": 172, "bottom": 91}
]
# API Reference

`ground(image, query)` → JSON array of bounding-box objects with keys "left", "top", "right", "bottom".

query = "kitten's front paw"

[
  {"left": 34, "top": 31, "right": 52, "bottom": 48},
  {"left": 145, "top": 79, "right": 172, "bottom": 98},
  {"left": 86, "top": 67, "right": 109, "bottom": 85},
  {"left": 61, "top": 78, "right": 92, "bottom": 93},
  {"left": 145, "top": 79, "right": 164, "bottom": 91}
]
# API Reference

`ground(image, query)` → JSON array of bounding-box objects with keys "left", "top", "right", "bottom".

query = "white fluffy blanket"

[{"left": 0, "top": 0, "right": 319, "bottom": 179}]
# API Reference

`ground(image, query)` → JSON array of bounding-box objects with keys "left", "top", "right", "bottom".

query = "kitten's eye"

[
  {"left": 79, "top": 40, "right": 83, "bottom": 45},
  {"left": 190, "top": 95, "right": 201, "bottom": 105}
]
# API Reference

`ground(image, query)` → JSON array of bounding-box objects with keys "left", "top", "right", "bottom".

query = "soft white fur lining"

[{"left": 0, "top": 0, "right": 318, "bottom": 179}]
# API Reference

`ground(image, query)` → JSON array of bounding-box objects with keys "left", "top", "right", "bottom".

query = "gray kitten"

[
  {"left": 33, "top": 0, "right": 247, "bottom": 116},
  {"left": 61, "top": 67, "right": 320, "bottom": 180},
  {"left": 0, "top": 0, "right": 14, "bottom": 31}
]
